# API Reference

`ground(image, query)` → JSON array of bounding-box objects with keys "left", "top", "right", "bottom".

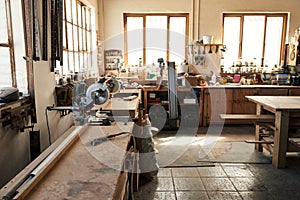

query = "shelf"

[{"left": 147, "top": 102, "right": 168, "bottom": 106}]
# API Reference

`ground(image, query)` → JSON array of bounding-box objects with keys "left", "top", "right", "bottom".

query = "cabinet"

[
  {"left": 143, "top": 86, "right": 300, "bottom": 127},
  {"left": 104, "top": 49, "right": 122, "bottom": 71},
  {"left": 288, "top": 88, "right": 300, "bottom": 126},
  {"left": 202, "top": 87, "right": 289, "bottom": 126},
  {"left": 143, "top": 87, "right": 201, "bottom": 127}
]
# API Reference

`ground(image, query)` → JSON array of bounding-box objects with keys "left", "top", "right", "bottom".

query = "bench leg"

[{"left": 255, "top": 104, "right": 263, "bottom": 152}]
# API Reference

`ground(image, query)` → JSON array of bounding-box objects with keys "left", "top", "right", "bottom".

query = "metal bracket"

[{"left": 0, "top": 103, "right": 32, "bottom": 132}]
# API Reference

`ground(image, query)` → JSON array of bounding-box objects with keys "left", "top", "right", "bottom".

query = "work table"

[{"left": 0, "top": 123, "right": 134, "bottom": 200}]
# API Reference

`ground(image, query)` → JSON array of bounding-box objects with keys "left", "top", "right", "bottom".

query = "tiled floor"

[{"left": 133, "top": 125, "right": 300, "bottom": 200}]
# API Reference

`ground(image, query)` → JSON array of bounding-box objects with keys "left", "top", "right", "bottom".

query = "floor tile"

[
  {"left": 221, "top": 164, "right": 253, "bottom": 177},
  {"left": 239, "top": 191, "right": 274, "bottom": 200},
  {"left": 173, "top": 177, "right": 205, "bottom": 191},
  {"left": 207, "top": 191, "right": 242, "bottom": 200},
  {"left": 137, "top": 177, "right": 174, "bottom": 192},
  {"left": 171, "top": 167, "right": 199, "bottom": 177},
  {"left": 269, "top": 190, "right": 300, "bottom": 200},
  {"left": 197, "top": 166, "right": 227, "bottom": 177},
  {"left": 176, "top": 191, "right": 209, "bottom": 200},
  {"left": 202, "top": 178, "right": 236, "bottom": 191},
  {"left": 230, "top": 177, "right": 267, "bottom": 191},
  {"left": 157, "top": 168, "right": 172, "bottom": 177},
  {"left": 134, "top": 191, "right": 176, "bottom": 200}
]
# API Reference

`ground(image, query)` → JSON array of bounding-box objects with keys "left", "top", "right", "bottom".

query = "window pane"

[
  {"left": 77, "top": 2, "right": 81, "bottom": 27},
  {"left": 65, "top": 0, "right": 72, "bottom": 22},
  {"left": 87, "top": 32, "right": 91, "bottom": 51},
  {"left": 80, "top": 52, "right": 84, "bottom": 70},
  {"left": 146, "top": 16, "right": 167, "bottom": 65},
  {"left": 82, "top": 6, "right": 86, "bottom": 29},
  {"left": 67, "top": 23, "right": 73, "bottom": 50},
  {"left": 78, "top": 27, "right": 82, "bottom": 51},
  {"left": 0, "top": 0, "right": 8, "bottom": 43},
  {"left": 74, "top": 52, "right": 79, "bottom": 72},
  {"left": 73, "top": 26, "right": 78, "bottom": 51},
  {"left": 86, "top": 53, "right": 91, "bottom": 72},
  {"left": 83, "top": 52, "right": 87, "bottom": 68},
  {"left": 82, "top": 29, "right": 86, "bottom": 51},
  {"left": 223, "top": 17, "right": 241, "bottom": 71},
  {"left": 68, "top": 52, "right": 74, "bottom": 73},
  {"left": 264, "top": 17, "right": 283, "bottom": 69},
  {"left": 72, "top": 0, "right": 77, "bottom": 24},
  {"left": 169, "top": 17, "right": 186, "bottom": 65},
  {"left": 242, "top": 16, "right": 265, "bottom": 66},
  {"left": 63, "top": 51, "right": 69, "bottom": 70},
  {"left": 127, "top": 17, "right": 143, "bottom": 66},
  {"left": 0, "top": 47, "right": 12, "bottom": 86},
  {"left": 63, "top": 20, "right": 66, "bottom": 48},
  {"left": 86, "top": 9, "right": 90, "bottom": 30}
]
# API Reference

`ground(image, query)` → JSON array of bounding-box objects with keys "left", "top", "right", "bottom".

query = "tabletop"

[
  {"left": 24, "top": 123, "right": 133, "bottom": 200},
  {"left": 246, "top": 96, "right": 300, "bottom": 112}
]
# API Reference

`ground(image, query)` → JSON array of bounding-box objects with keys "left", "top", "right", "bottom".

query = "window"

[
  {"left": 222, "top": 13, "right": 287, "bottom": 73},
  {"left": 124, "top": 13, "right": 189, "bottom": 67},
  {"left": 62, "top": 0, "right": 96, "bottom": 78},
  {"left": 0, "top": 0, "right": 27, "bottom": 93}
]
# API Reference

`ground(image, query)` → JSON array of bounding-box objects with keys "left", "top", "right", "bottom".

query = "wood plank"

[
  {"left": 245, "top": 140, "right": 273, "bottom": 144},
  {"left": 219, "top": 114, "right": 275, "bottom": 120},
  {"left": 255, "top": 122, "right": 276, "bottom": 130}
]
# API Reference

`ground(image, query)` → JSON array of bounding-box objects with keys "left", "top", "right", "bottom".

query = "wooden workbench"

[
  {"left": 246, "top": 96, "right": 300, "bottom": 168},
  {"left": 95, "top": 88, "right": 141, "bottom": 118},
  {"left": 13, "top": 123, "right": 134, "bottom": 200}
]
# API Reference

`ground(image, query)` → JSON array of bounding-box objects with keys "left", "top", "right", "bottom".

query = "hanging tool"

[
  {"left": 215, "top": 45, "right": 219, "bottom": 53},
  {"left": 208, "top": 45, "right": 213, "bottom": 54},
  {"left": 32, "top": 0, "right": 41, "bottom": 61},
  {"left": 42, "top": 0, "right": 48, "bottom": 61}
]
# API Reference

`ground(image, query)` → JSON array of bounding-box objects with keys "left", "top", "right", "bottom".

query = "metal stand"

[{"left": 167, "top": 62, "right": 178, "bottom": 129}]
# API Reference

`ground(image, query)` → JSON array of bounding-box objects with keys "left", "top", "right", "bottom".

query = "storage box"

[{"left": 185, "top": 76, "right": 199, "bottom": 86}]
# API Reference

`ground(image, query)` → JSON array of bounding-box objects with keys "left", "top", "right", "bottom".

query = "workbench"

[
  {"left": 95, "top": 88, "right": 141, "bottom": 118},
  {"left": 0, "top": 89, "right": 142, "bottom": 200},
  {"left": 0, "top": 123, "right": 134, "bottom": 200},
  {"left": 246, "top": 96, "right": 300, "bottom": 168}
]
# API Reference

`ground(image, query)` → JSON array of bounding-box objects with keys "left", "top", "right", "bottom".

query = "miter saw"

[{"left": 72, "top": 76, "right": 121, "bottom": 124}]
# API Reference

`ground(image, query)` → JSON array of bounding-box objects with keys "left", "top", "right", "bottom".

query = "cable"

[
  {"left": 45, "top": 107, "right": 51, "bottom": 145},
  {"left": 130, "top": 132, "right": 138, "bottom": 200}
]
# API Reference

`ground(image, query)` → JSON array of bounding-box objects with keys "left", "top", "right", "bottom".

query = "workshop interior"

[{"left": 1, "top": 0, "right": 300, "bottom": 199}]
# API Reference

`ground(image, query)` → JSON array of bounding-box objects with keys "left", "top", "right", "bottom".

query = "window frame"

[
  {"left": 222, "top": 13, "right": 288, "bottom": 67},
  {"left": 62, "top": 0, "right": 93, "bottom": 76},
  {"left": 0, "top": 0, "right": 17, "bottom": 87},
  {"left": 123, "top": 13, "right": 189, "bottom": 66}
]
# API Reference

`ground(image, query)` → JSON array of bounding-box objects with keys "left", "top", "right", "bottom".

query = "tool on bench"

[{"left": 90, "top": 132, "right": 129, "bottom": 146}]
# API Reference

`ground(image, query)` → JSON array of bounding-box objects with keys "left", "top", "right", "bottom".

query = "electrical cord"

[
  {"left": 130, "top": 133, "right": 138, "bottom": 200},
  {"left": 45, "top": 107, "right": 51, "bottom": 145}
]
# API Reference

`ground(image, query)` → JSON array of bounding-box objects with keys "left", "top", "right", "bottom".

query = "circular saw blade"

[
  {"left": 93, "top": 88, "right": 109, "bottom": 105},
  {"left": 106, "top": 78, "right": 120, "bottom": 94}
]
